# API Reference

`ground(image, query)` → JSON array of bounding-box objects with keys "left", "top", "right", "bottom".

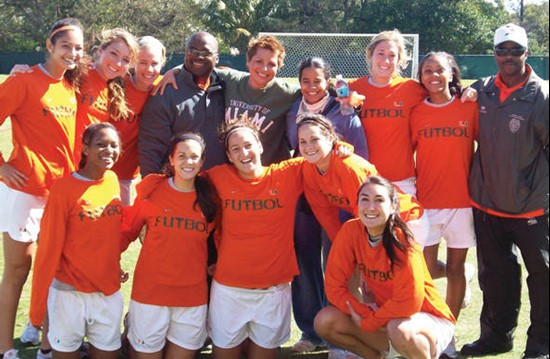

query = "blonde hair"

[
  {"left": 138, "top": 35, "right": 167, "bottom": 67},
  {"left": 247, "top": 35, "right": 285, "bottom": 69},
  {"left": 366, "top": 29, "right": 410, "bottom": 76},
  {"left": 96, "top": 28, "right": 139, "bottom": 122}
]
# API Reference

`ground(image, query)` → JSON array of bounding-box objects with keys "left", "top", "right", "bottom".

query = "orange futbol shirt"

[
  {"left": 0, "top": 66, "right": 77, "bottom": 196},
  {"left": 121, "top": 174, "right": 214, "bottom": 307},
  {"left": 30, "top": 171, "right": 122, "bottom": 326},
  {"left": 325, "top": 218, "right": 455, "bottom": 332},
  {"left": 206, "top": 159, "right": 304, "bottom": 288},
  {"left": 303, "top": 153, "right": 424, "bottom": 241},
  {"left": 111, "top": 74, "right": 162, "bottom": 180},
  {"left": 411, "top": 97, "right": 479, "bottom": 208},
  {"left": 349, "top": 76, "right": 426, "bottom": 181}
]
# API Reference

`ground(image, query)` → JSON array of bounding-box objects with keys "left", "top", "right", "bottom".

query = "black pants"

[{"left": 474, "top": 208, "right": 549, "bottom": 354}]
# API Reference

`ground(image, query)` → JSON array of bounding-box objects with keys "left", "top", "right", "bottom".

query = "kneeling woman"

[
  {"left": 30, "top": 123, "right": 124, "bottom": 359},
  {"left": 314, "top": 176, "right": 455, "bottom": 359},
  {"left": 121, "top": 133, "right": 219, "bottom": 358}
]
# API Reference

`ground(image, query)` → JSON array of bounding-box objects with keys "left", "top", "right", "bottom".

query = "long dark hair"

[
  {"left": 79, "top": 122, "right": 120, "bottom": 170},
  {"left": 357, "top": 176, "right": 415, "bottom": 269},
  {"left": 417, "top": 51, "right": 463, "bottom": 97},
  {"left": 47, "top": 18, "right": 89, "bottom": 91},
  {"left": 164, "top": 132, "right": 220, "bottom": 223}
]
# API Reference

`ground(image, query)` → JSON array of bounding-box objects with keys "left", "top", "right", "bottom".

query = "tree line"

[{"left": 1, "top": 0, "right": 548, "bottom": 56}]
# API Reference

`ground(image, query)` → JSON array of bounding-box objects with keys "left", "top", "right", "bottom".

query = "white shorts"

[
  {"left": 0, "top": 182, "right": 46, "bottom": 242},
  {"left": 424, "top": 208, "right": 476, "bottom": 249},
  {"left": 47, "top": 286, "right": 124, "bottom": 352},
  {"left": 407, "top": 212, "right": 430, "bottom": 248},
  {"left": 387, "top": 312, "right": 454, "bottom": 359},
  {"left": 208, "top": 280, "right": 291, "bottom": 349},
  {"left": 118, "top": 179, "right": 135, "bottom": 206},
  {"left": 127, "top": 300, "right": 207, "bottom": 353},
  {"left": 392, "top": 177, "right": 417, "bottom": 197}
]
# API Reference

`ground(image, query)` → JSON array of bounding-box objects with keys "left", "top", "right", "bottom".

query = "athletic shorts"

[
  {"left": 392, "top": 177, "right": 417, "bottom": 197},
  {"left": 208, "top": 280, "right": 291, "bottom": 349},
  {"left": 0, "top": 182, "right": 46, "bottom": 242},
  {"left": 387, "top": 312, "right": 454, "bottom": 359},
  {"left": 424, "top": 208, "right": 476, "bottom": 248},
  {"left": 47, "top": 286, "right": 123, "bottom": 352},
  {"left": 127, "top": 300, "right": 207, "bottom": 353},
  {"left": 407, "top": 212, "right": 430, "bottom": 247}
]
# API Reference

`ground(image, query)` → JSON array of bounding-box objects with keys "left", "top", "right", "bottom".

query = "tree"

[{"left": 522, "top": 1, "right": 549, "bottom": 55}]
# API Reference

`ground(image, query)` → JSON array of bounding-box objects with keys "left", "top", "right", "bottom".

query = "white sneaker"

[
  {"left": 462, "top": 262, "right": 475, "bottom": 308},
  {"left": 440, "top": 336, "right": 458, "bottom": 358},
  {"left": 2, "top": 349, "right": 20, "bottom": 359},
  {"left": 20, "top": 321, "right": 41, "bottom": 346},
  {"left": 36, "top": 349, "right": 52, "bottom": 359}
]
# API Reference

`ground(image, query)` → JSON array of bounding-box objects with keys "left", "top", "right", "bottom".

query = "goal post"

[{"left": 258, "top": 32, "right": 420, "bottom": 80}]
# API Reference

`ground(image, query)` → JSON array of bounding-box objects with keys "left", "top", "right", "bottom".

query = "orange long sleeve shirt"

[
  {"left": 111, "top": 75, "right": 162, "bottom": 180},
  {"left": 411, "top": 97, "right": 479, "bottom": 208},
  {"left": 349, "top": 76, "right": 426, "bottom": 181},
  {"left": 29, "top": 170, "right": 122, "bottom": 326},
  {"left": 0, "top": 66, "right": 77, "bottom": 196},
  {"left": 121, "top": 174, "right": 214, "bottom": 307},
  {"left": 206, "top": 159, "right": 304, "bottom": 288},
  {"left": 325, "top": 218, "right": 455, "bottom": 332},
  {"left": 303, "top": 153, "right": 424, "bottom": 241}
]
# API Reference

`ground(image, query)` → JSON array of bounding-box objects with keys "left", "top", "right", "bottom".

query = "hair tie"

[{"left": 49, "top": 25, "right": 80, "bottom": 40}]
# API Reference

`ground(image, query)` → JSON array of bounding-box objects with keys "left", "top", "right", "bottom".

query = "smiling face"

[
  {"left": 246, "top": 47, "right": 279, "bottom": 89},
  {"left": 298, "top": 123, "right": 334, "bottom": 171},
  {"left": 226, "top": 128, "right": 264, "bottom": 179},
  {"left": 420, "top": 55, "right": 452, "bottom": 98},
  {"left": 369, "top": 40, "right": 399, "bottom": 84},
  {"left": 96, "top": 38, "right": 132, "bottom": 80},
  {"left": 300, "top": 66, "right": 330, "bottom": 104},
  {"left": 135, "top": 44, "right": 163, "bottom": 90},
  {"left": 170, "top": 139, "right": 204, "bottom": 185},
  {"left": 184, "top": 32, "right": 218, "bottom": 77},
  {"left": 82, "top": 127, "right": 121, "bottom": 177},
  {"left": 357, "top": 182, "right": 396, "bottom": 236},
  {"left": 47, "top": 28, "right": 84, "bottom": 75}
]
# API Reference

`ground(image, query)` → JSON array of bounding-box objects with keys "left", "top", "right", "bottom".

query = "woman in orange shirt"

[
  {"left": 314, "top": 176, "right": 455, "bottom": 359},
  {"left": 121, "top": 132, "right": 219, "bottom": 359},
  {"left": 0, "top": 18, "right": 87, "bottom": 359},
  {"left": 30, "top": 123, "right": 124, "bottom": 359},
  {"left": 111, "top": 36, "right": 165, "bottom": 205},
  {"left": 205, "top": 120, "right": 305, "bottom": 359}
]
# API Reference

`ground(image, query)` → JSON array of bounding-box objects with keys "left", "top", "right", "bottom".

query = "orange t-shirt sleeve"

[
  {"left": 120, "top": 201, "right": 144, "bottom": 252},
  {"left": 29, "top": 184, "right": 69, "bottom": 326},
  {"left": 0, "top": 74, "right": 26, "bottom": 163},
  {"left": 360, "top": 244, "right": 425, "bottom": 332}
]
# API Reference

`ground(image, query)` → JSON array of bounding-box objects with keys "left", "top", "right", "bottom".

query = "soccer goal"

[{"left": 259, "top": 32, "right": 420, "bottom": 80}]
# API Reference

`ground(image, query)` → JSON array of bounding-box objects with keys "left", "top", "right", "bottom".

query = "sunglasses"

[
  {"left": 495, "top": 46, "right": 527, "bottom": 57},
  {"left": 187, "top": 48, "right": 217, "bottom": 58}
]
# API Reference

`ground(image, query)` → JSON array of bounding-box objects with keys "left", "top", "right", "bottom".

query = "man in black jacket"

[{"left": 461, "top": 23, "right": 549, "bottom": 359}]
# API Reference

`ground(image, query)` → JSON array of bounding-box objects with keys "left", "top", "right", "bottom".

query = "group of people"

[{"left": 0, "top": 16, "right": 547, "bottom": 359}]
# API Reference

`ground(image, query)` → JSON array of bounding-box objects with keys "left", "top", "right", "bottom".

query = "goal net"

[{"left": 259, "top": 32, "right": 420, "bottom": 80}]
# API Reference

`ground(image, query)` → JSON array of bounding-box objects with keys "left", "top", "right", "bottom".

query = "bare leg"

[
  {"left": 89, "top": 344, "right": 119, "bottom": 359},
  {"left": 314, "top": 306, "right": 386, "bottom": 358},
  {"left": 387, "top": 316, "right": 437, "bottom": 359},
  {"left": 247, "top": 341, "right": 278, "bottom": 359},
  {"left": 134, "top": 349, "right": 162, "bottom": 359},
  {"left": 164, "top": 340, "right": 196, "bottom": 359},
  {"left": 212, "top": 342, "right": 244, "bottom": 359},
  {"left": 52, "top": 350, "right": 79, "bottom": 359},
  {"left": 0, "top": 233, "right": 34, "bottom": 352},
  {"left": 445, "top": 248, "right": 469, "bottom": 319},
  {"left": 423, "top": 244, "right": 446, "bottom": 279}
]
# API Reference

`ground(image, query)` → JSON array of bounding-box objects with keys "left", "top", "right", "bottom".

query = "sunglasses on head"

[{"left": 495, "top": 46, "right": 527, "bottom": 57}]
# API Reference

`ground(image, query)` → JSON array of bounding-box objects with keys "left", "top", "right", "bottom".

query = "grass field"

[{"left": 0, "top": 72, "right": 532, "bottom": 358}]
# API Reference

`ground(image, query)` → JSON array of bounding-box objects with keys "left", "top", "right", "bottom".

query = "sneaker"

[
  {"left": 1, "top": 349, "right": 20, "bottom": 359},
  {"left": 293, "top": 339, "right": 322, "bottom": 352},
  {"left": 36, "top": 349, "right": 52, "bottom": 359},
  {"left": 328, "top": 348, "right": 362, "bottom": 359},
  {"left": 440, "top": 337, "right": 458, "bottom": 358},
  {"left": 462, "top": 262, "right": 475, "bottom": 308},
  {"left": 20, "top": 321, "right": 41, "bottom": 346}
]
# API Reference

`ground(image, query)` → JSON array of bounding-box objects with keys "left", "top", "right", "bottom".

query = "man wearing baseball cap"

[{"left": 461, "top": 23, "right": 549, "bottom": 359}]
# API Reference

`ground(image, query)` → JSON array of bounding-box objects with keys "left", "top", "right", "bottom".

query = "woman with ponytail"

[
  {"left": 314, "top": 176, "right": 455, "bottom": 359},
  {"left": 0, "top": 18, "right": 87, "bottom": 359},
  {"left": 121, "top": 132, "right": 220, "bottom": 359}
]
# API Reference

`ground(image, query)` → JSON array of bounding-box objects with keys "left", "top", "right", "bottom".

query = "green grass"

[{"left": 0, "top": 73, "right": 532, "bottom": 358}]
